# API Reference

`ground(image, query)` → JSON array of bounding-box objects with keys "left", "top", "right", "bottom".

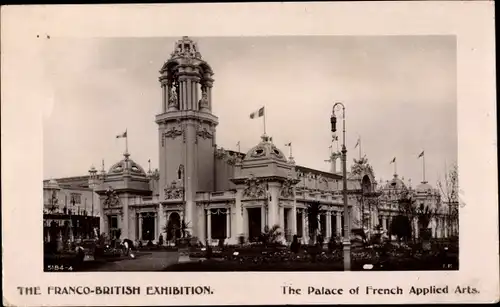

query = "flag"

[
  {"left": 148, "top": 159, "right": 151, "bottom": 163},
  {"left": 116, "top": 131, "right": 127, "bottom": 138},
  {"left": 418, "top": 151, "right": 425, "bottom": 158},
  {"left": 285, "top": 142, "right": 291, "bottom": 147},
  {"left": 249, "top": 107, "right": 265, "bottom": 119},
  {"left": 354, "top": 138, "right": 360, "bottom": 148},
  {"left": 236, "top": 141, "right": 240, "bottom": 146},
  {"left": 390, "top": 157, "right": 396, "bottom": 163}
]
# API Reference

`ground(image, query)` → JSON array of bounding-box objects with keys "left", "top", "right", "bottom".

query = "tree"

[
  {"left": 395, "top": 190, "right": 417, "bottom": 242},
  {"left": 306, "top": 201, "right": 321, "bottom": 244},
  {"left": 260, "top": 224, "right": 282, "bottom": 247},
  {"left": 415, "top": 202, "right": 437, "bottom": 241},
  {"left": 390, "top": 215, "right": 412, "bottom": 243},
  {"left": 437, "top": 163, "right": 459, "bottom": 236}
]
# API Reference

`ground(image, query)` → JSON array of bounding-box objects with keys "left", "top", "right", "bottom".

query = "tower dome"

[
  {"left": 108, "top": 153, "right": 147, "bottom": 177},
  {"left": 415, "top": 181, "right": 435, "bottom": 194},
  {"left": 384, "top": 174, "right": 407, "bottom": 191},
  {"left": 170, "top": 36, "right": 203, "bottom": 60},
  {"left": 45, "top": 179, "right": 60, "bottom": 190},
  {"left": 243, "top": 135, "right": 288, "bottom": 163}
]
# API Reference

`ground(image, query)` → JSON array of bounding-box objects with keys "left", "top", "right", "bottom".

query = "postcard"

[{"left": 1, "top": 2, "right": 497, "bottom": 305}]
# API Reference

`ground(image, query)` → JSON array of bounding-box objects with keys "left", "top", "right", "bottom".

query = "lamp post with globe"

[{"left": 331, "top": 102, "right": 351, "bottom": 271}]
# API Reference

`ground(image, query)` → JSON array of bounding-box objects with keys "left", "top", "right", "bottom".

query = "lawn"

[{"left": 165, "top": 242, "right": 458, "bottom": 272}]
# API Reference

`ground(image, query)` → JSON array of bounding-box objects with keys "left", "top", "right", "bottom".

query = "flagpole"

[
  {"left": 237, "top": 142, "right": 241, "bottom": 153},
  {"left": 125, "top": 129, "right": 129, "bottom": 155},
  {"left": 359, "top": 137, "right": 362, "bottom": 159},
  {"left": 263, "top": 107, "right": 267, "bottom": 135},
  {"left": 423, "top": 153, "right": 426, "bottom": 183}
]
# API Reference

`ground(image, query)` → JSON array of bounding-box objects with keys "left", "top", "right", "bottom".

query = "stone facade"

[{"left": 44, "top": 37, "right": 457, "bottom": 245}]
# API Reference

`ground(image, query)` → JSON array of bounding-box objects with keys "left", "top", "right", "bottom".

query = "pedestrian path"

[{"left": 88, "top": 251, "right": 179, "bottom": 271}]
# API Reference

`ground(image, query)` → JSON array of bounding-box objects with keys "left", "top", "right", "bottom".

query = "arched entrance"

[
  {"left": 362, "top": 175, "right": 372, "bottom": 194},
  {"left": 166, "top": 212, "right": 181, "bottom": 243}
]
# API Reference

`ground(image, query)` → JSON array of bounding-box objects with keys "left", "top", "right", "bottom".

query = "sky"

[{"left": 42, "top": 35, "right": 457, "bottom": 188}]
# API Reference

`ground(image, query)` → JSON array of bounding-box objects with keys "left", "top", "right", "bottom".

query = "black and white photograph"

[
  {"left": 2, "top": 2, "right": 497, "bottom": 306},
  {"left": 41, "top": 35, "right": 460, "bottom": 272}
]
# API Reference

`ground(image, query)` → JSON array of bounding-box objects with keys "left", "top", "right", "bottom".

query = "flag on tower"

[
  {"left": 390, "top": 157, "right": 396, "bottom": 163},
  {"left": 116, "top": 130, "right": 127, "bottom": 138},
  {"left": 418, "top": 151, "right": 425, "bottom": 158},
  {"left": 249, "top": 107, "right": 265, "bottom": 119},
  {"left": 354, "top": 138, "right": 360, "bottom": 148},
  {"left": 285, "top": 142, "right": 291, "bottom": 147}
]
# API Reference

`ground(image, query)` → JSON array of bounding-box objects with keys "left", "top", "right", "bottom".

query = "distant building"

[
  {"left": 43, "top": 173, "right": 100, "bottom": 243},
  {"left": 44, "top": 36, "right": 457, "bottom": 245}
]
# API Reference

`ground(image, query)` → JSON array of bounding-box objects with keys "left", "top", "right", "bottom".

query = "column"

[
  {"left": 158, "top": 204, "right": 166, "bottom": 240},
  {"left": 180, "top": 80, "right": 185, "bottom": 110},
  {"left": 226, "top": 209, "right": 231, "bottom": 239},
  {"left": 326, "top": 211, "right": 332, "bottom": 240},
  {"left": 261, "top": 206, "right": 266, "bottom": 232},
  {"left": 186, "top": 79, "right": 192, "bottom": 110},
  {"left": 162, "top": 84, "right": 167, "bottom": 112},
  {"left": 198, "top": 206, "right": 206, "bottom": 243},
  {"left": 301, "top": 210, "right": 307, "bottom": 240},
  {"left": 291, "top": 196, "right": 297, "bottom": 236},
  {"left": 267, "top": 184, "right": 279, "bottom": 228},
  {"left": 178, "top": 80, "right": 183, "bottom": 110},
  {"left": 279, "top": 205, "right": 285, "bottom": 233},
  {"left": 122, "top": 197, "right": 129, "bottom": 239},
  {"left": 165, "top": 84, "right": 170, "bottom": 110},
  {"left": 129, "top": 211, "right": 136, "bottom": 241},
  {"left": 99, "top": 196, "right": 106, "bottom": 235},
  {"left": 382, "top": 216, "right": 387, "bottom": 231},
  {"left": 336, "top": 212, "right": 342, "bottom": 238},
  {"left": 243, "top": 206, "right": 249, "bottom": 239},
  {"left": 138, "top": 214, "right": 143, "bottom": 241},
  {"left": 193, "top": 81, "right": 199, "bottom": 109},
  {"left": 207, "top": 86, "right": 212, "bottom": 111},
  {"left": 207, "top": 210, "right": 212, "bottom": 243},
  {"left": 235, "top": 191, "right": 243, "bottom": 237}
]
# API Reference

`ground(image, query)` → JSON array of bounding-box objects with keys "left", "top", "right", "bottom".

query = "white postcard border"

[{"left": 1, "top": 2, "right": 497, "bottom": 305}]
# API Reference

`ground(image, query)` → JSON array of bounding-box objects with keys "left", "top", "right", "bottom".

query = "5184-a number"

[{"left": 46, "top": 265, "right": 73, "bottom": 271}]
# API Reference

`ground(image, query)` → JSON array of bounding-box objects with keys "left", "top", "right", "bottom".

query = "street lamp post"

[{"left": 331, "top": 102, "right": 351, "bottom": 271}]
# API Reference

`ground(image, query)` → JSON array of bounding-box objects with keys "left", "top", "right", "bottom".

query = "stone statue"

[
  {"left": 199, "top": 89, "right": 209, "bottom": 109},
  {"left": 168, "top": 84, "right": 178, "bottom": 107}
]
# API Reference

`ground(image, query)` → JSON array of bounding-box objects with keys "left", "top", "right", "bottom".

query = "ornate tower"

[{"left": 155, "top": 37, "right": 218, "bottom": 237}]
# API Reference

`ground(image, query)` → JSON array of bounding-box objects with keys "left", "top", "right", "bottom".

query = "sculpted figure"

[
  {"left": 199, "top": 88, "right": 209, "bottom": 109},
  {"left": 168, "top": 84, "right": 178, "bottom": 107}
]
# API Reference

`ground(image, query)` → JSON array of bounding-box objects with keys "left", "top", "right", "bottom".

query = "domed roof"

[
  {"left": 108, "top": 153, "right": 147, "bottom": 177},
  {"left": 384, "top": 174, "right": 407, "bottom": 190},
  {"left": 415, "top": 181, "right": 434, "bottom": 193},
  {"left": 45, "top": 179, "right": 60, "bottom": 190},
  {"left": 243, "top": 135, "right": 288, "bottom": 163}
]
